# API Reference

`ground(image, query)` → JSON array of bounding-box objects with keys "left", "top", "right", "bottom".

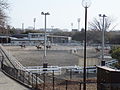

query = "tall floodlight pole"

[
  {"left": 22, "top": 23, "right": 24, "bottom": 32},
  {"left": 78, "top": 18, "right": 80, "bottom": 31},
  {"left": 82, "top": 0, "right": 91, "bottom": 90},
  {"left": 41, "top": 12, "right": 50, "bottom": 59},
  {"left": 51, "top": 26, "right": 54, "bottom": 31},
  {"left": 33, "top": 18, "right": 36, "bottom": 30},
  {"left": 71, "top": 23, "right": 73, "bottom": 31},
  {"left": 51, "top": 26, "right": 54, "bottom": 43},
  {"left": 99, "top": 14, "right": 107, "bottom": 66},
  {"left": 51, "top": 25, "right": 54, "bottom": 33}
]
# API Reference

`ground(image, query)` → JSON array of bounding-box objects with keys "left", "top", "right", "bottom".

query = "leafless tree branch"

[{"left": 89, "top": 17, "right": 115, "bottom": 31}]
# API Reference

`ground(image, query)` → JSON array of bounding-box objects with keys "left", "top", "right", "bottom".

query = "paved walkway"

[
  {"left": 0, "top": 68, "right": 30, "bottom": 90},
  {"left": 0, "top": 46, "right": 30, "bottom": 90}
]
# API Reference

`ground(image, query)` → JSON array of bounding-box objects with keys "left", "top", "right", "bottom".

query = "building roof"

[
  {"left": 0, "top": 35, "right": 9, "bottom": 38},
  {"left": 11, "top": 34, "right": 28, "bottom": 38},
  {"left": 48, "top": 35, "right": 71, "bottom": 38},
  {"left": 97, "top": 66, "right": 120, "bottom": 72}
]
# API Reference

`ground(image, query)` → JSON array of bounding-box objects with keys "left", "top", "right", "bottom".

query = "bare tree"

[
  {"left": 0, "top": 0, "right": 8, "bottom": 9},
  {"left": 89, "top": 17, "right": 116, "bottom": 31},
  {"left": 0, "top": 0, "right": 9, "bottom": 26}
]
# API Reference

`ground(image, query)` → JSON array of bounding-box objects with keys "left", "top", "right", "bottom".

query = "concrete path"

[
  {"left": 0, "top": 46, "right": 31, "bottom": 90},
  {"left": 0, "top": 68, "right": 30, "bottom": 90}
]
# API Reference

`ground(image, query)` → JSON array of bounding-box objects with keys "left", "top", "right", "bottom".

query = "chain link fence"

[{"left": 37, "top": 70, "right": 97, "bottom": 90}]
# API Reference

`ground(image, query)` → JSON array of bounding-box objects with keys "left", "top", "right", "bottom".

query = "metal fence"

[
  {"left": 36, "top": 71, "right": 97, "bottom": 90},
  {"left": 0, "top": 44, "right": 44, "bottom": 90},
  {"left": 1, "top": 63, "right": 43, "bottom": 90},
  {"left": 1, "top": 63, "right": 97, "bottom": 90},
  {"left": 0, "top": 44, "right": 97, "bottom": 90}
]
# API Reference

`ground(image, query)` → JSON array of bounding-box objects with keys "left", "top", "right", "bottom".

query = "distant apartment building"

[{"left": 10, "top": 33, "right": 71, "bottom": 45}]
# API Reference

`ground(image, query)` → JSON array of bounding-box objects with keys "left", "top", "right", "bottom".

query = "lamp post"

[
  {"left": 99, "top": 14, "right": 107, "bottom": 66},
  {"left": 22, "top": 23, "right": 24, "bottom": 32},
  {"left": 51, "top": 26, "right": 54, "bottom": 43},
  {"left": 82, "top": 0, "right": 91, "bottom": 90},
  {"left": 78, "top": 18, "right": 80, "bottom": 31},
  {"left": 41, "top": 12, "right": 50, "bottom": 60},
  {"left": 71, "top": 23, "right": 73, "bottom": 31},
  {"left": 33, "top": 18, "right": 36, "bottom": 30}
]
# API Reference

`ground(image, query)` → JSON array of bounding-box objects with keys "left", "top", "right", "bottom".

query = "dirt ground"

[{"left": 4, "top": 45, "right": 100, "bottom": 67}]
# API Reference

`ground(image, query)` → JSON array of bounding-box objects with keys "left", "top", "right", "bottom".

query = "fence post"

[
  {"left": 66, "top": 80, "right": 68, "bottom": 90},
  {"left": 16, "top": 69, "right": 18, "bottom": 79},
  {"left": 36, "top": 73, "right": 38, "bottom": 89},
  {"left": 79, "top": 83, "right": 81, "bottom": 90},
  {"left": 28, "top": 72, "right": 30, "bottom": 85},
  {"left": 53, "top": 70, "right": 55, "bottom": 90},
  {"left": 10, "top": 68, "right": 11, "bottom": 76},
  {"left": 13, "top": 68, "right": 15, "bottom": 78},
  {"left": 32, "top": 73, "right": 34, "bottom": 88},
  {"left": 23, "top": 71, "right": 25, "bottom": 83},
  {"left": 86, "top": 69, "right": 88, "bottom": 79},
  {"left": 43, "top": 72, "right": 46, "bottom": 90},
  {"left": 1, "top": 55, "right": 4, "bottom": 69},
  {"left": 70, "top": 69, "right": 72, "bottom": 80},
  {"left": 20, "top": 70, "right": 21, "bottom": 80}
]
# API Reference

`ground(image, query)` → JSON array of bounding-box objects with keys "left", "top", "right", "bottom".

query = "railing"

[
  {"left": 0, "top": 44, "right": 24, "bottom": 69},
  {"left": 35, "top": 71, "right": 97, "bottom": 90},
  {"left": 0, "top": 44, "right": 43, "bottom": 89},
  {"left": 0, "top": 45, "right": 97, "bottom": 90},
  {"left": 1, "top": 63, "right": 97, "bottom": 90},
  {"left": 1, "top": 63, "right": 43, "bottom": 90}
]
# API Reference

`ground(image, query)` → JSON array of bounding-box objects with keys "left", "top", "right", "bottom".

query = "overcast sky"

[{"left": 8, "top": 0, "right": 120, "bottom": 31}]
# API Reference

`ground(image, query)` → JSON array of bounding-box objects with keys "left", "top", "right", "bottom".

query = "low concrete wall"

[{"left": 78, "top": 58, "right": 100, "bottom": 66}]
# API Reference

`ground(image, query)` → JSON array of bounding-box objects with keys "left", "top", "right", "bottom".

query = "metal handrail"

[
  {"left": 1, "top": 63, "right": 43, "bottom": 89},
  {"left": 0, "top": 44, "right": 43, "bottom": 88}
]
